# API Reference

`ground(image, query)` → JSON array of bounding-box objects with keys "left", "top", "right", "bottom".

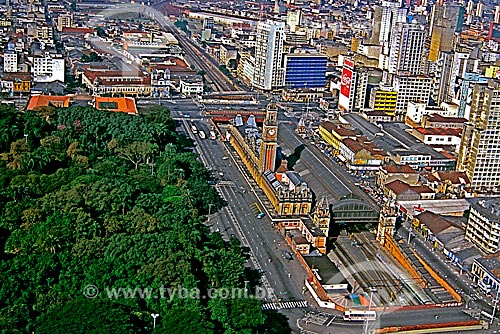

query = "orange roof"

[
  {"left": 94, "top": 97, "right": 137, "bottom": 114},
  {"left": 27, "top": 95, "right": 71, "bottom": 110},
  {"left": 382, "top": 163, "right": 418, "bottom": 174},
  {"left": 414, "top": 127, "right": 462, "bottom": 136},
  {"left": 61, "top": 27, "right": 94, "bottom": 34}
]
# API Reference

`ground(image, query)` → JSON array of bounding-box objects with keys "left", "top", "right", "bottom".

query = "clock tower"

[{"left": 259, "top": 102, "right": 278, "bottom": 173}]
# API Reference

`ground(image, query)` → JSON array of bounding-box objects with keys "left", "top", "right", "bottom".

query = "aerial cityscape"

[{"left": 2, "top": 0, "right": 500, "bottom": 333}]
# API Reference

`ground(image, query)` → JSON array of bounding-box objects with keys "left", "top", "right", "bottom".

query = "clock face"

[{"left": 267, "top": 129, "right": 276, "bottom": 136}]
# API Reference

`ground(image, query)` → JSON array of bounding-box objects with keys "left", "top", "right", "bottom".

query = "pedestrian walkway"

[
  {"left": 261, "top": 300, "right": 308, "bottom": 310},
  {"left": 216, "top": 180, "right": 235, "bottom": 187}
]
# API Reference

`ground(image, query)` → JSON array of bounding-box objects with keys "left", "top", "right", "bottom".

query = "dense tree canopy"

[{"left": 0, "top": 105, "right": 286, "bottom": 333}]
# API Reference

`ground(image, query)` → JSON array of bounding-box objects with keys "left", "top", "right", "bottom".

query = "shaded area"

[{"left": 283, "top": 144, "right": 305, "bottom": 171}]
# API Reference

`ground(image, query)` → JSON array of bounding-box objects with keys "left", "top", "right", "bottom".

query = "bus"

[
  {"left": 343, "top": 310, "right": 376, "bottom": 322},
  {"left": 191, "top": 125, "right": 198, "bottom": 134}
]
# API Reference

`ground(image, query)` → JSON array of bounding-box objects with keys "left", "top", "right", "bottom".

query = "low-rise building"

[
  {"left": 339, "top": 136, "right": 387, "bottom": 170},
  {"left": 472, "top": 255, "right": 500, "bottom": 294},
  {"left": 318, "top": 121, "right": 357, "bottom": 155},
  {"left": 407, "top": 127, "right": 462, "bottom": 148},
  {"left": 384, "top": 180, "right": 435, "bottom": 201},
  {"left": 26, "top": 95, "right": 71, "bottom": 110},
  {"left": 421, "top": 114, "right": 467, "bottom": 129},
  {"left": 82, "top": 70, "right": 152, "bottom": 97},
  {"left": 179, "top": 75, "right": 203, "bottom": 95},
  {"left": 377, "top": 163, "right": 419, "bottom": 186},
  {"left": 94, "top": 97, "right": 138, "bottom": 114},
  {"left": 421, "top": 171, "right": 471, "bottom": 198},
  {"left": 1, "top": 72, "right": 31, "bottom": 94}
]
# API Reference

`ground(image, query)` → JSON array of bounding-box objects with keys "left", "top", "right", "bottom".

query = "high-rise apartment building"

[
  {"left": 457, "top": 80, "right": 500, "bottom": 191},
  {"left": 253, "top": 20, "right": 285, "bottom": 91},
  {"left": 393, "top": 75, "right": 432, "bottom": 121},
  {"left": 388, "top": 22, "right": 426, "bottom": 76}
]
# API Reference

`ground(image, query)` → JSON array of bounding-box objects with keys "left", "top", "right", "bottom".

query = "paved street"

[
  {"left": 179, "top": 119, "right": 318, "bottom": 332},
  {"left": 398, "top": 222, "right": 496, "bottom": 315}
]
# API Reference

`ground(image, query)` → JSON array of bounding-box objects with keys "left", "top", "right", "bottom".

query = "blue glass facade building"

[{"left": 284, "top": 54, "right": 327, "bottom": 89}]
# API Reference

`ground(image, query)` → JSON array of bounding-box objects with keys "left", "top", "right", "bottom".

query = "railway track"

[
  {"left": 334, "top": 236, "right": 419, "bottom": 307},
  {"left": 151, "top": 4, "right": 240, "bottom": 92}
]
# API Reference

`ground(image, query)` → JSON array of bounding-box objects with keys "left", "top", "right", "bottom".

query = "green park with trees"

[{"left": 0, "top": 104, "right": 290, "bottom": 333}]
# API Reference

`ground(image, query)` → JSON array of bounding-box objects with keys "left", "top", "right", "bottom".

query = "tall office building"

[
  {"left": 388, "top": 22, "right": 426, "bottom": 75},
  {"left": 378, "top": 1, "right": 407, "bottom": 53},
  {"left": 283, "top": 53, "right": 327, "bottom": 89},
  {"left": 253, "top": 20, "right": 285, "bottom": 91},
  {"left": 432, "top": 51, "right": 469, "bottom": 105},
  {"left": 475, "top": 1, "right": 484, "bottom": 18},
  {"left": 393, "top": 75, "right": 432, "bottom": 121},
  {"left": 457, "top": 80, "right": 500, "bottom": 192},
  {"left": 428, "top": 2, "right": 464, "bottom": 62}
]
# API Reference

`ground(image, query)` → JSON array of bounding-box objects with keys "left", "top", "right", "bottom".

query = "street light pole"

[{"left": 151, "top": 313, "right": 159, "bottom": 329}]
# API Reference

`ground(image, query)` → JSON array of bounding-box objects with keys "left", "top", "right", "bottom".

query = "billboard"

[
  {"left": 340, "top": 67, "right": 353, "bottom": 98},
  {"left": 343, "top": 58, "right": 355, "bottom": 69}
]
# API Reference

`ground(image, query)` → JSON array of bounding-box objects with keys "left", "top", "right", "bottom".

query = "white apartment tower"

[
  {"left": 393, "top": 75, "right": 432, "bottom": 121},
  {"left": 379, "top": 1, "right": 407, "bottom": 52},
  {"left": 388, "top": 22, "right": 426, "bottom": 76},
  {"left": 253, "top": 20, "right": 285, "bottom": 91},
  {"left": 3, "top": 51, "right": 18, "bottom": 73},
  {"left": 457, "top": 80, "right": 500, "bottom": 191},
  {"left": 31, "top": 53, "right": 65, "bottom": 83}
]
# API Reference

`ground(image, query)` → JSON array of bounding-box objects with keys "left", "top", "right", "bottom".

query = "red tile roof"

[
  {"left": 425, "top": 114, "right": 467, "bottom": 123},
  {"left": 320, "top": 121, "right": 358, "bottom": 137},
  {"left": 342, "top": 136, "right": 388, "bottom": 156},
  {"left": 414, "top": 127, "right": 462, "bottom": 136},
  {"left": 27, "top": 95, "right": 71, "bottom": 110},
  {"left": 386, "top": 180, "right": 434, "bottom": 195},
  {"left": 382, "top": 163, "right": 418, "bottom": 174},
  {"left": 435, "top": 171, "right": 470, "bottom": 185},
  {"left": 61, "top": 27, "right": 94, "bottom": 34},
  {"left": 94, "top": 97, "right": 137, "bottom": 114}
]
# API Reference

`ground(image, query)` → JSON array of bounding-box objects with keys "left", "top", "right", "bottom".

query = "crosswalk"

[
  {"left": 261, "top": 300, "right": 308, "bottom": 310},
  {"left": 216, "top": 181, "right": 235, "bottom": 187},
  {"left": 251, "top": 202, "right": 262, "bottom": 215}
]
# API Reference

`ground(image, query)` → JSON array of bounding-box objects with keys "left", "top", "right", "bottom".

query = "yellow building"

[
  {"left": 485, "top": 65, "right": 500, "bottom": 78},
  {"left": 318, "top": 121, "right": 357, "bottom": 155},
  {"left": 370, "top": 88, "right": 397, "bottom": 116},
  {"left": 228, "top": 103, "right": 313, "bottom": 217}
]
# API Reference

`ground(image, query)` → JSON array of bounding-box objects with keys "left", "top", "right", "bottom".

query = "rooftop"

[
  {"left": 469, "top": 197, "right": 500, "bottom": 221},
  {"left": 425, "top": 114, "right": 467, "bottom": 124},
  {"left": 413, "top": 127, "right": 462, "bottom": 137},
  {"left": 302, "top": 255, "right": 348, "bottom": 286},
  {"left": 26, "top": 95, "right": 71, "bottom": 110},
  {"left": 382, "top": 163, "right": 418, "bottom": 174},
  {"left": 398, "top": 199, "right": 471, "bottom": 216},
  {"left": 94, "top": 97, "right": 137, "bottom": 114}
]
